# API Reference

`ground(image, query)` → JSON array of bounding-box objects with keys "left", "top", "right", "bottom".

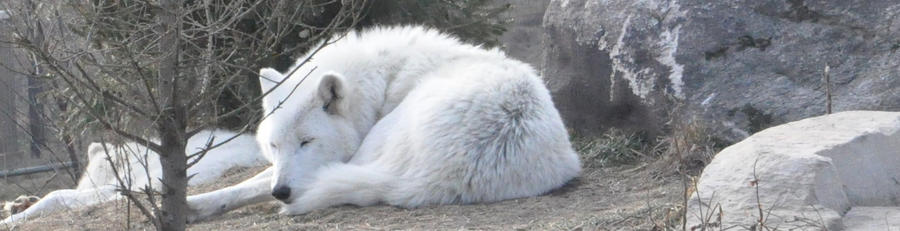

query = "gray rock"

[
  {"left": 498, "top": 0, "right": 550, "bottom": 69},
  {"left": 542, "top": 0, "right": 900, "bottom": 140},
  {"left": 843, "top": 207, "right": 900, "bottom": 231},
  {"left": 687, "top": 111, "right": 900, "bottom": 230}
]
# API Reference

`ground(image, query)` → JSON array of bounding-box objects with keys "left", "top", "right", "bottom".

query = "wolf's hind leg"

[{"left": 1, "top": 186, "right": 116, "bottom": 226}]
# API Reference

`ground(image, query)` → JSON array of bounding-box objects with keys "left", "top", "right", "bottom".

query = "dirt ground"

[{"left": 6, "top": 157, "right": 687, "bottom": 231}]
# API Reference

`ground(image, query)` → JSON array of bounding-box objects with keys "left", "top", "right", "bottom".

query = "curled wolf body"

[
  {"left": 187, "top": 25, "right": 582, "bottom": 220},
  {"left": 1, "top": 130, "right": 265, "bottom": 226}
]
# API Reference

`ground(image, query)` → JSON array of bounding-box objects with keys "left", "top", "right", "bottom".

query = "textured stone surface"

[
  {"left": 843, "top": 207, "right": 900, "bottom": 231},
  {"left": 497, "top": 0, "right": 549, "bottom": 69},
  {"left": 542, "top": 0, "right": 900, "bottom": 139},
  {"left": 686, "top": 111, "right": 900, "bottom": 230}
]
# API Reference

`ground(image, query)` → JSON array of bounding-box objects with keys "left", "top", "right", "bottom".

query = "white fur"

[
  {"left": 0, "top": 130, "right": 266, "bottom": 226},
  {"left": 185, "top": 25, "right": 581, "bottom": 221}
]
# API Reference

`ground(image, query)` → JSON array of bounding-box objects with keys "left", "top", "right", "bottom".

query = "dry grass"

[
  {"left": 574, "top": 129, "right": 656, "bottom": 168},
  {"left": 655, "top": 118, "right": 721, "bottom": 176},
  {"left": 5, "top": 127, "right": 725, "bottom": 231}
]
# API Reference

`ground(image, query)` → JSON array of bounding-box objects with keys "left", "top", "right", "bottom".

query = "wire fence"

[{"left": 1, "top": 12, "right": 81, "bottom": 200}]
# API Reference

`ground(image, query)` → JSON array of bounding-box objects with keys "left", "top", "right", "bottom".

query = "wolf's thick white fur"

[
  {"left": 0, "top": 130, "right": 266, "bottom": 226},
  {"left": 186, "top": 25, "right": 581, "bottom": 221}
]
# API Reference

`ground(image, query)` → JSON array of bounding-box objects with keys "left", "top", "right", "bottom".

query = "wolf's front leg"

[
  {"left": 1, "top": 186, "right": 116, "bottom": 226},
  {"left": 186, "top": 166, "right": 274, "bottom": 223},
  {"left": 281, "top": 164, "right": 394, "bottom": 215}
]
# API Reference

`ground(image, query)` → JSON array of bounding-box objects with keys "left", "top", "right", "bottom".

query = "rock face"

[
  {"left": 542, "top": 0, "right": 900, "bottom": 139},
  {"left": 497, "top": 0, "right": 550, "bottom": 69},
  {"left": 686, "top": 111, "right": 900, "bottom": 230},
  {"left": 842, "top": 207, "right": 900, "bottom": 231}
]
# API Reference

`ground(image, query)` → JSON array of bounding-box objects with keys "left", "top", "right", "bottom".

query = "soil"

[{"left": 5, "top": 160, "right": 687, "bottom": 231}]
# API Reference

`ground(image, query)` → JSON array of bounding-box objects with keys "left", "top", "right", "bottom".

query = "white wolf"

[
  {"left": 1, "top": 130, "right": 266, "bottom": 226},
  {"left": 186, "top": 25, "right": 581, "bottom": 221}
]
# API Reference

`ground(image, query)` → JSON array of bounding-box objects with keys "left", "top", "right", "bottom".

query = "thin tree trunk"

[
  {"left": 157, "top": 129, "right": 187, "bottom": 230},
  {"left": 157, "top": 0, "right": 188, "bottom": 230},
  {"left": 823, "top": 65, "right": 832, "bottom": 115},
  {"left": 52, "top": 96, "right": 81, "bottom": 179},
  {"left": 26, "top": 74, "right": 45, "bottom": 158},
  {"left": 61, "top": 132, "right": 81, "bottom": 178},
  {"left": 26, "top": 17, "right": 46, "bottom": 159}
]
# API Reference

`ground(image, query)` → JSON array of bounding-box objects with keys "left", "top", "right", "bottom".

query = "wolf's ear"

[
  {"left": 259, "top": 68, "right": 284, "bottom": 94},
  {"left": 260, "top": 68, "right": 285, "bottom": 113},
  {"left": 318, "top": 72, "right": 344, "bottom": 115},
  {"left": 87, "top": 143, "right": 106, "bottom": 160}
]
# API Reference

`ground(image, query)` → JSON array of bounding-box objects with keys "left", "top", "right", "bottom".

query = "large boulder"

[
  {"left": 687, "top": 111, "right": 900, "bottom": 230},
  {"left": 542, "top": 0, "right": 900, "bottom": 140}
]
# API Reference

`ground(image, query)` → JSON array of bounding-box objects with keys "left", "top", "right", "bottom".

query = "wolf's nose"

[{"left": 272, "top": 186, "right": 291, "bottom": 201}]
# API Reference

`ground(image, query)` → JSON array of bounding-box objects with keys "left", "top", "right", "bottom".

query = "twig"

[
  {"left": 823, "top": 65, "right": 832, "bottom": 115},
  {"left": 682, "top": 175, "right": 689, "bottom": 231},
  {"left": 751, "top": 157, "right": 769, "bottom": 231},
  {"left": 98, "top": 139, "right": 161, "bottom": 229}
]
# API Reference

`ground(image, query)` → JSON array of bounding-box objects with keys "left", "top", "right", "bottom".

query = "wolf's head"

[{"left": 256, "top": 67, "right": 363, "bottom": 204}]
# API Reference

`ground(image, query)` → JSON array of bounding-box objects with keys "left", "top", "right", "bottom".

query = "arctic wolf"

[
  {"left": 187, "top": 25, "right": 581, "bottom": 221},
  {"left": 0, "top": 130, "right": 266, "bottom": 225}
]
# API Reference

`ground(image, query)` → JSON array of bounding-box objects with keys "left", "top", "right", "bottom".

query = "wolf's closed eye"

[{"left": 300, "top": 139, "right": 313, "bottom": 147}]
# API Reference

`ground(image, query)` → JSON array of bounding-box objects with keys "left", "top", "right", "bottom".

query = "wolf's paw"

[
  {"left": 1, "top": 214, "right": 23, "bottom": 228},
  {"left": 185, "top": 198, "right": 226, "bottom": 223},
  {"left": 279, "top": 202, "right": 314, "bottom": 215}
]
